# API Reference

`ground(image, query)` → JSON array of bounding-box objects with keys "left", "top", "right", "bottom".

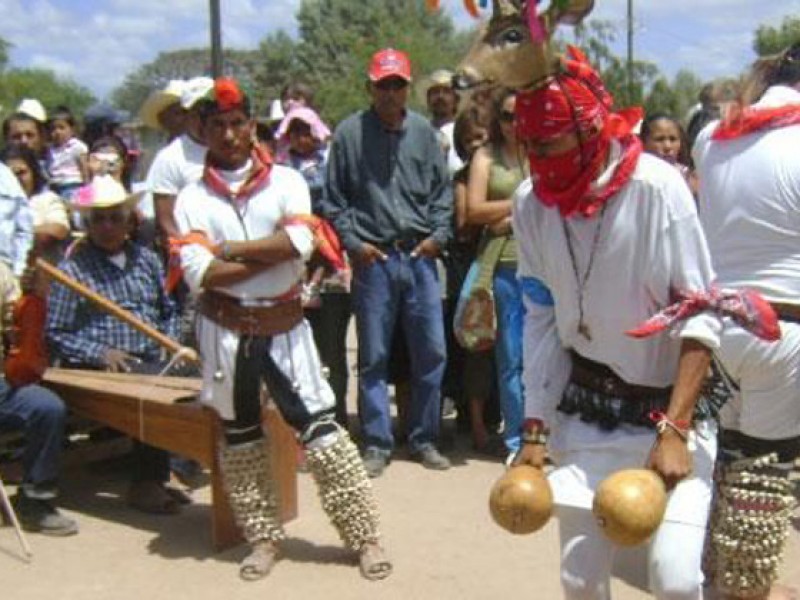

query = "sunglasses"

[
  {"left": 375, "top": 78, "right": 409, "bottom": 91},
  {"left": 499, "top": 110, "right": 516, "bottom": 123}
]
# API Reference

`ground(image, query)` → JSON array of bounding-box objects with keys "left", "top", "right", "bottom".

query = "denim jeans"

[
  {"left": 352, "top": 252, "right": 446, "bottom": 454},
  {"left": 493, "top": 266, "right": 525, "bottom": 452},
  {"left": 0, "top": 379, "right": 66, "bottom": 491}
]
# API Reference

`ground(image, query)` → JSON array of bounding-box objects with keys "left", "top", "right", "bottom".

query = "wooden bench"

[{"left": 40, "top": 368, "right": 298, "bottom": 550}]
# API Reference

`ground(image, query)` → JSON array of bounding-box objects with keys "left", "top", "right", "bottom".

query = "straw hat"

[
  {"left": 139, "top": 80, "right": 186, "bottom": 130},
  {"left": 70, "top": 175, "right": 142, "bottom": 213},
  {"left": 417, "top": 68, "right": 455, "bottom": 101}
]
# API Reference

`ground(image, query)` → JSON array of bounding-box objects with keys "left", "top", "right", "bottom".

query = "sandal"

[
  {"left": 127, "top": 481, "right": 180, "bottom": 515},
  {"left": 240, "top": 540, "right": 279, "bottom": 581},
  {"left": 359, "top": 541, "right": 392, "bottom": 581}
]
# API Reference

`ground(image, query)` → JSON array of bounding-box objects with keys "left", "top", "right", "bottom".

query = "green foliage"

[
  {"left": 111, "top": 48, "right": 262, "bottom": 119},
  {"left": 252, "top": 0, "right": 471, "bottom": 125},
  {"left": 0, "top": 38, "right": 10, "bottom": 72},
  {"left": 0, "top": 67, "right": 95, "bottom": 124},
  {"left": 754, "top": 15, "right": 800, "bottom": 56}
]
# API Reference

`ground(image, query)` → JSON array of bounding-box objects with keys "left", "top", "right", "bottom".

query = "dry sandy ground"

[{"left": 1, "top": 429, "right": 798, "bottom": 600}]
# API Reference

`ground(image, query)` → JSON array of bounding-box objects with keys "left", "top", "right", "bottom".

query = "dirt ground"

[
  {"left": 2, "top": 423, "right": 798, "bottom": 600},
  {"left": 2, "top": 330, "right": 799, "bottom": 599}
]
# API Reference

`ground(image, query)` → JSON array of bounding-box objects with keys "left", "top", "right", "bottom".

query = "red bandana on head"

[{"left": 515, "top": 46, "right": 643, "bottom": 218}]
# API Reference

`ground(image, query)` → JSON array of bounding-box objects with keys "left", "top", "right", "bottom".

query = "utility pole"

[
  {"left": 210, "top": 0, "right": 223, "bottom": 77},
  {"left": 626, "top": 0, "right": 634, "bottom": 102}
]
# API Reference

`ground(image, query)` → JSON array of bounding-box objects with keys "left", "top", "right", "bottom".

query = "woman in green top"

[{"left": 465, "top": 88, "right": 529, "bottom": 455}]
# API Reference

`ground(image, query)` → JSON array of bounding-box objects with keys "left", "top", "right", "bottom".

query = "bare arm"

[
  {"left": 153, "top": 193, "right": 179, "bottom": 239},
  {"left": 466, "top": 147, "right": 513, "bottom": 226},
  {"left": 220, "top": 230, "right": 300, "bottom": 266},
  {"left": 646, "top": 338, "right": 712, "bottom": 489}
]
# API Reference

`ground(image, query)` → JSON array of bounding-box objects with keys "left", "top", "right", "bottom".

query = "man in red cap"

[
  {"left": 509, "top": 46, "right": 772, "bottom": 598},
  {"left": 323, "top": 48, "right": 453, "bottom": 478}
]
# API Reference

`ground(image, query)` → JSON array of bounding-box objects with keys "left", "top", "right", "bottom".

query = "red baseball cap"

[{"left": 368, "top": 48, "right": 412, "bottom": 83}]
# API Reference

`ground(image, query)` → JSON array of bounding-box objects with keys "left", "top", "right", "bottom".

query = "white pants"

[
  {"left": 716, "top": 319, "right": 800, "bottom": 440},
  {"left": 558, "top": 506, "right": 706, "bottom": 599}
]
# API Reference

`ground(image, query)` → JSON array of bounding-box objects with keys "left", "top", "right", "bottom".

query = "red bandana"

[
  {"left": 203, "top": 144, "right": 274, "bottom": 206},
  {"left": 515, "top": 46, "right": 643, "bottom": 218},
  {"left": 712, "top": 103, "right": 800, "bottom": 140},
  {"left": 626, "top": 287, "right": 780, "bottom": 342}
]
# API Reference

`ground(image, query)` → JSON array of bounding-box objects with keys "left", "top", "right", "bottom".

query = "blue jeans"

[
  {"left": 352, "top": 252, "right": 446, "bottom": 454},
  {"left": 0, "top": 379, "right": 66, "bottom": 491},
  {"left": 493, "top": 266, "right": 525, "bottom": 452}
]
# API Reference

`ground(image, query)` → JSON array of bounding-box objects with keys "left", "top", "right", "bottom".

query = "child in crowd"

[
  {"left": 47, "top": 106, "right": 88, "bottom": 199},
  {"left": 639, "top": 113, "right": 697, "bottom": 194}
]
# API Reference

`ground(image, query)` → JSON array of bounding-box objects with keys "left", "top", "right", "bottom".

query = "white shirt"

[
  {"left": 437, "top": 121, "right": 463, "bottom": 175},
  {"left": 693, "top": 85, "right": 800, "bottom": 303},
  {"left": 47, "top": 137, "right": 87, "bottom": 186},
  {"left": 146, "top": 133, "right": 206, "bottom": 196},
  {"left": 29, "top": 189, "right": 69, "bottom": 230},
  {"left": 513, "top": 152, "right": 721, "bottom": 423},
  {"left": 174, "top": 164, "right": 315, "bottom": 300}
]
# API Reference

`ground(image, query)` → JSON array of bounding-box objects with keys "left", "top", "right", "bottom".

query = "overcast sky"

[{"left": 1, "top": 0, "right": 798, "bottom": 101}]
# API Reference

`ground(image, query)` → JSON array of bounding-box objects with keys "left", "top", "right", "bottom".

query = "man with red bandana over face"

[
  {"left": 173, "top": 78, "right": 391, "bottom": 582},
  {"left": 511, "top": 46, "right": 728, "bottom": 598}
]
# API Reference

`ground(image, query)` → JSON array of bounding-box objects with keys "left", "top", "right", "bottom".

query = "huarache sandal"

[
  {"left": 239, "top": 540, "right": 279, "bottom": 581},
  {"left": 359, "top": 541, "right": 392, "bottom": 581}
]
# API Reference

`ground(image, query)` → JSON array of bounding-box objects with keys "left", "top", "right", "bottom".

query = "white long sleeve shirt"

[
  {"left": 174, "top": 163, "right": 315, "bottom": 300},
  {"left": 513, "top": 151, "right": 721, "bottom": 423},
  {"left": 693, "top": 85, "right": 800, "bottom": 303}
]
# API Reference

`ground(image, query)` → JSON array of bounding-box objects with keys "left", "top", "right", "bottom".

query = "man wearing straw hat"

[
  {"left": 420, "top": 68, "right": 462, "bottom": 174},
  {"left": 139, "top": 79, "right": 188, "bottom": 141},
  {"left": 46, "top": 175, "right": 188, "bottom": 515}
]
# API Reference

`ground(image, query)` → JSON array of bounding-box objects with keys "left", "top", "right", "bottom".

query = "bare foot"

[
  {"left": 359, "top": 541, "right": 392, "bottom": 581},
  {"left": 239, "top": 540, "right": 279, "bottom": 581}
]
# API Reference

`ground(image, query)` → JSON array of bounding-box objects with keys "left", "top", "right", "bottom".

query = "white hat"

[
  {"left": 139, "top": 79, "right": 186, "bottom": 130},
  {"left": 16, "top": 98, "right": 47, "bottom": 123},
  {"left": 71, "top": 175, "right": 143, "bottom": 213},
  {"left": 269, "top": 99, "right": 285, "bottom": 123},
  {"left": 180, "top": 76, "right": 215, "bottom": 110}
]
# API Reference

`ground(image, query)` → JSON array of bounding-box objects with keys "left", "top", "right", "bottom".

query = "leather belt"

[
  {"left": 375, "top": 236, "right": 425, "bottom": 254},
  {"left": 569, "top": 351, "right": 671, "bottom": 401},
  {"left": 771, "top": 302, "right": 800, "bottom": 323},
  {"left": 198, "top": 291, "right": 303, "bottom": 336}
]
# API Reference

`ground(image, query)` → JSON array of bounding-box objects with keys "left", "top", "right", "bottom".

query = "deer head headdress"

[{"left": 441, "top": 1, "right": 644, "bottom": 218}]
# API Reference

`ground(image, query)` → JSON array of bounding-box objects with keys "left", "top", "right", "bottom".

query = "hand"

[
  {"left": 512, "top": 443, "right": 548, "bottom": 470},
  {"left": 102, "top": 349, "right": 141, "bottom": 373},
  {"left": 487, "top": 217, "right": 512, "bottom": 236},
  {"left": 351, "top": 243, "right": 387, "bottom": 267},
  {"left": 646, "top": 430, "right": 693, "bottom": 491},
  {"left": 410, "top": 237, "right": 440, "bottom": 259}
]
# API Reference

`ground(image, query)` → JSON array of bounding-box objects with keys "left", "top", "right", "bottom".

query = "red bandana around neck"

[
  {"left": 515, "top": 46, "right": 643, "bottom": 218},
  {"left": 712, "top": 103, "right": 800, "bottom": 140},
  {"left": 203, "top": 144, "right": 274, "bottom": 206}
]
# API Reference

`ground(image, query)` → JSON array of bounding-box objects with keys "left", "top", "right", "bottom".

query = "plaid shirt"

[{"left": 46, "top": 240, "right": 179, "bottom": 367}]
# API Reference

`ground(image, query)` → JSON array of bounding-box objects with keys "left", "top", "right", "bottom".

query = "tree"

[
  {"left": 0, "top": 37, "right": 10, "bottom": 72},
  {"left": 111, "top": 48, "right": 261, "bottom": 118},
  {"left": 565, "top": 20, "right": 659, "bottom": 108},
  {"left": 253, "top": 0, "right": 472, "bottom": 125},
  {"left": 754, "top": 15, "right": 800, "bottom": 56},
  {"left": 0, "top": 68, "right": 95, "bottom": 123}
]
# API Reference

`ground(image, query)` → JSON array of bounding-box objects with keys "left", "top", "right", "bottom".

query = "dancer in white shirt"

[{"left": 694, "top": 42, "right": 800, "bottom": 600}]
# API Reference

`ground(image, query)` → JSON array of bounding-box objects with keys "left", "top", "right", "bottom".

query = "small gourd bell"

[
  {"left": 213, "top": 370, "right": 225, "bottom": 382},
  {"left": 291, "top": 380, "right": 301, "bottom": 393},
  {"left": 321, "top": 366, "right": 331, "bottom": 380}
]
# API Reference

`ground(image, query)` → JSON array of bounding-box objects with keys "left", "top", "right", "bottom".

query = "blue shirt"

[
  {"left": 0, "top": 163, "right": 33, "bottom": 276},
  {"left": 46, "top": 240, "right": 179, "bottom": 367}
]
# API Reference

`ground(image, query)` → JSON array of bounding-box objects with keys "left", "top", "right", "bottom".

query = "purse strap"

[{"left": 473, "top": 235, "right": 508, "bottom": 291}]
